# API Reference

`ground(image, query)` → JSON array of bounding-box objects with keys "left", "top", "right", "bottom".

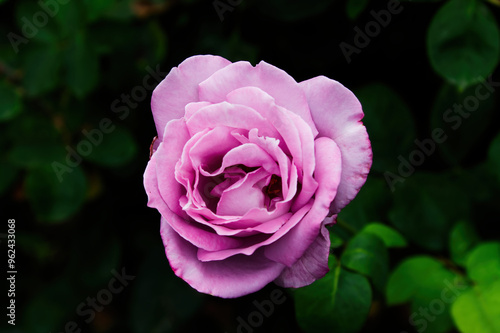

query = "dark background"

[{"left": 1, "top": 0, "right": 500, "bottom": 332}]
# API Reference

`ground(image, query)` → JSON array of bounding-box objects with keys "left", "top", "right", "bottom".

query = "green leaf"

[
  {"left": 341, "top": 232, "right": 389, "bottom": 292},
  {"left": 0, "top": 80, "right": 22, "bottom": 122},
  {"left": 83, "top": 126, "right": 137, "bottom": 168},
  {"left": 356, "top": 83, "right": 416, "bottom": 173},
  {"left": 346, "top": 0, "right": 369, "bottom": 20},
  {"left": 295, "top": 256, "right": 372, "bottom": 333},
  {"left": 451, "top": 281, "right": 500, "bottom": 333},
  {"left": 386, "top": 256, "right": 463, "bottom": 305},
  {"left": 16, "top": 233, "right": 54, "bottom": 263},
  {"left": 22, "top": 44, "right": 61, "bottom": 96},
  {"left": 329, "top": 227, "right": 345, "bottom": 248},
  {"left": 488, "top": 132, "right": 500, "bottom": 183},
  {"left": 427, "top": 0, "right": 500, "bottom": 89},
  {"left": 430, "top": 83, "right": 495, "bottom": 165},
  {"left": 361, "top": 223, "right": 408, "bottom": 248},
  {"left": 6, "top": 113, "right": 60, "bottom": 144},
  {"left": 54, "top": 0, "right": 85, "bottom": 37},
  {"left": 25, "top": 164, "right": 87, "bottom": 223},
  {"left": 8, "top": 142, "right": 66, "bottom": 169},
  {"left": 388, "top": 172, "right": 470, "bottom": 251},
  {"left": 23, "top": 278, "right": 77, "bottom": 333},
  {"left": 84, "top": 0, "right": 116, "bottom": 22},
  {"left": 338, "top": 176, "right": 392, "bottom": 231},
  {"left": 449, "top": 221, "right": 480, "bottom": 266},
  {"left": 15, "top": 1, "right": 59, "bottom": 45},
  {"left": 465, "top": 242, "right": 500, "bottom": 285},
  {"left": 386, "top": 256, "right": 467, "bottom": 333},
  {"left": 64, "top": 31, "right": 99, "bottom": 98}
]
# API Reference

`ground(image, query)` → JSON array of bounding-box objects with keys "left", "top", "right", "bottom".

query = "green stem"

[{"left": 335, "top": 218, "right": 358, "bottom": 235}]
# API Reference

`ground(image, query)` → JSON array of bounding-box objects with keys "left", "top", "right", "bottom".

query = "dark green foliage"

[{"left": 1, "top": 0, "right": 499, "bottom": 332}]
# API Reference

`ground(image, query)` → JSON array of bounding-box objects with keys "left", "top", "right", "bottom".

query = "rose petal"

[
  {"left": 197, "top": 201, "right": 312, "bottom": 262},
  {"left": 147, "top": 159, "right": 245, "bottom": 252},
  {"left": 188, "top": 126, "right": 241, "bottom": 173},
  {"left": 149, "top": 119, "right": 190, "bottom": 218},
  {"left": 217, "top": 168, "right": 270, "bottom": 216},
  {"left": 199, "top": 143, "right": 280, "bottom": 177},
  {"left": 186, "top": 102, "right": 280, "bottom": 139},
  {"left": 274, "top": 221, "right": 331, "bottom": 288},
  {"left": 199, "top": 60, "right": 319, "bottom": 137},
  {"left": 151, "top": 55, "right": 231, "bottom": 142},
  {"left": 299, "top": 76, "right": 372, "bottom": 214},
  {"left": 264, "top": 137, "right": 342, "bottom": 266},
  {"left": 161, "top": 219, "right": 285, "bottom": 298}
]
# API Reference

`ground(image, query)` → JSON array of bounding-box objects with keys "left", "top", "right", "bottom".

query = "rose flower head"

[{"left": 144, "top": 55, "right": 372, "bottom": 298}]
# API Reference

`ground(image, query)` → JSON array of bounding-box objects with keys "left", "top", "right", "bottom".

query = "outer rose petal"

[
  {"left": 274, "top": 220, "right": 331, "bottom": 288},
  {"left": 199, "top": 61, "right": 319, "bottom": 137},
  {"left": 161, "top": 217, "right": 285, "bottom": 298},
  {"left": 153, "top": 119, "right": 191, "bottom": 217},
  {"left": 299, "top": 76, "right": 372, "bottom": 214},
  {"left": 151, "top": 55, "right": 231, "bottom": 142}
]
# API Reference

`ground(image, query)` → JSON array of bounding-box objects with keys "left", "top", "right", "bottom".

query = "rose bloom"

[{"left": 144, "top": 55, "right": 372, "bottom": 298}]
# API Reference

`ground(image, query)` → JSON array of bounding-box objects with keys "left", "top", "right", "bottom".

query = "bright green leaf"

[
  {"left": 449, "top": 221, "right": 480, "bottom": 266},
  {"left": 295, "top": 256, "right": 372, "bottom": 333},
  {"left": 341, "top": 232, "right": 389, "bottom": 292},
  {"left": 386, "top": 256, "right": 463, "bottom": 305},
  {"left": 362, "top": 223, "right": 407, "bottom": 248},
  {"left": 427, "top": 0, "right": 500, "bottom": 89},
  {"left": 387, "top": 256, "right": 467, "bottom": 333},
  {"left": 0, "top": 80, "right": 22, "bottom": 122},
  {"left": 451, "top": 281, "right": 500, "bottom": 333},
  {"left": 25, "top": 164, "right": 87, "bottom": 223},
  {"left": 465, "top": 242, "right": 500, "bottom": 285},
  {"left": 83, "top": 126, "right": 137, "bottom": 168},
  {"left": 356, "top": 83, "right": 416, "bottom": 173}
]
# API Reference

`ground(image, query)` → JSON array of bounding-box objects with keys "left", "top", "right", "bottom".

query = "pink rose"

[{"left": 144, "top": 55, "right": 372, "bottom": 298}]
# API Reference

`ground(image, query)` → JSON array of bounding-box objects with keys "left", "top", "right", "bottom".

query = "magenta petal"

[
  {"left": 153, "top": 119, "right": 191, "bottom": 217},
  {"left": 264, "top": 137, "right": 342, "bottom": 266},
  {"left": 151, "top": 55, "right": 231, "bottom": 142},
  {"left": 197, "top": 202, "right": 312, "bottom": 262},
  {"left": 188, "top": 126, "right": 241, "bottom": 172},
  {"left": 274, "top": 222, "right": 330, "bottom": 288},
  {"left": 199, "top": 61, "right": 319, "bottom": 137},
  {"left": 186, "top": 102, "right": 280, "bottom": 139},
  {"left": 161, "top": 219, "right": 285, "bottom": 298},
  {"left": 200, "top": 143, "right": 280, "bottom": 177},
  {"left": 217, "top": 168, "right": 270, "bottom": 216},
  {"left": 299, "top": 76, "right": 372, "bottom": 214}
]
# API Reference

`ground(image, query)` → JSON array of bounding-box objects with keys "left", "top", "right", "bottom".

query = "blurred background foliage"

[{"left": 0, "top": 0, "right": 499, "bottom": 332}]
